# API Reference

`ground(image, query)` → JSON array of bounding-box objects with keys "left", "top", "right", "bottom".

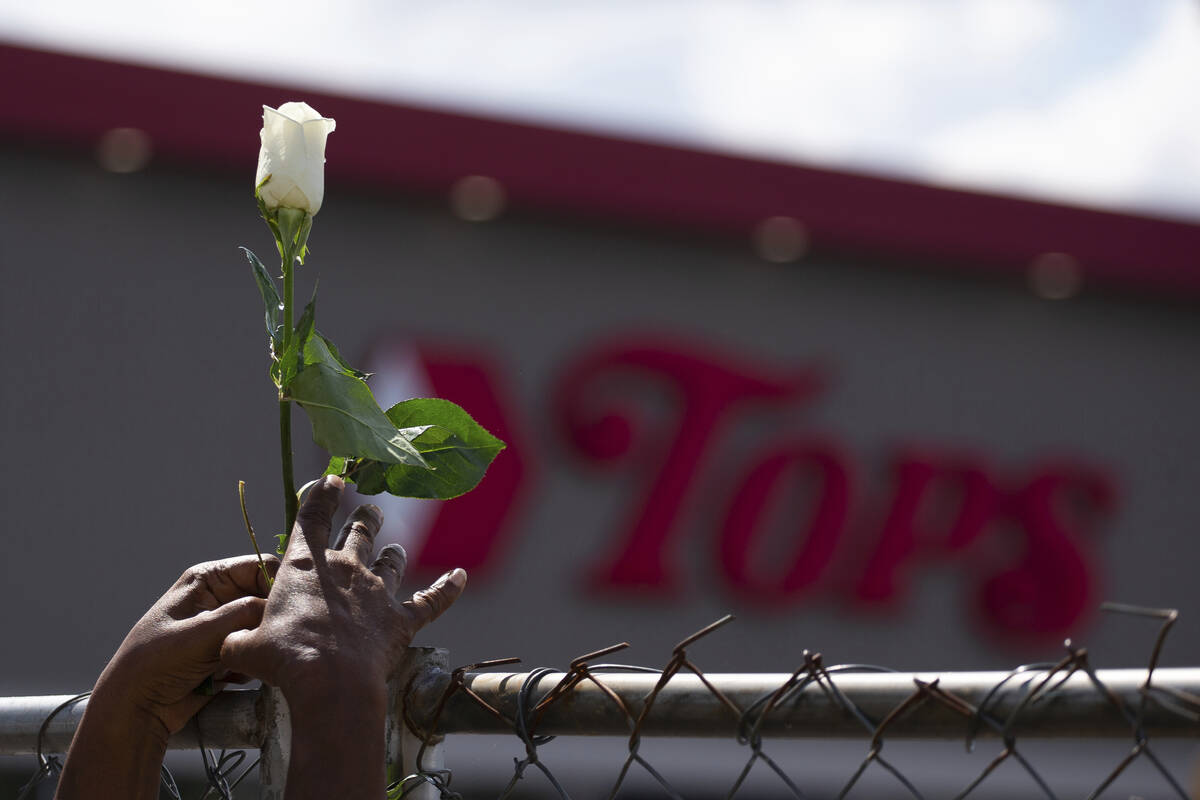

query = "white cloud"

[
  {"left": 917, "top": 0, "right": 1200, "bottom": 218},
  {"left": 0, "top": 0, "right": 1195, "bottom": 219},
  {"left": 680, "top": 0, "right": 1075, "bottom": 164},
  {"left": 961, "top": 0, "right": 1061, "bottom": 59}
]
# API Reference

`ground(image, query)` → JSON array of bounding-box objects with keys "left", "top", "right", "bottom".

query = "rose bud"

[{"left": 255, "top": 101, "right": 336, "bottom": 215}]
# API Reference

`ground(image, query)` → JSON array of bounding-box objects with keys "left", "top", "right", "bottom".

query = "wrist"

[
  {"left": 87, "top": 666, "right": 172, "bottom": 749},
  {"left": 56, "top": 686, "right": 169, "bottom": 800},
  {"left": 275, "top": 653, "right": 389, "bottom": 708},
  {"left": 280, "top": 676, "right": 389, "bottom": 799},
  {"left": 280, "top": 663, "right": 388, "bottom": 719}
]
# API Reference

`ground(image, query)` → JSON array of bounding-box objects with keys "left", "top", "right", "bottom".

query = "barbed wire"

[
  {"left": 16, "top": 688, "right": 253, "bottom": 800},
  {"left": 397, "top": 603, "right": 1200, "bottom": 800},
  {"left": 14, "top": 691, "right": 183, "bottom": 800},
  {"left": 15, "top": 603, "right": 1199, "bottom": 798},
  {"left": 15, "top": 692, "right": 90, "bottom": 800},
  {"left": 196, "top": 712, "right": 261, "bottom": 800}
]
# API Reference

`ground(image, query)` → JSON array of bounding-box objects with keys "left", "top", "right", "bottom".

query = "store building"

[{"left": 2, "top": 43, "right": 1198, "bottom": 795}]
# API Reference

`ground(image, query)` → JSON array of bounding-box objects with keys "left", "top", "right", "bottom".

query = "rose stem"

[
  {"left": 239, "top": 480, "right": 274, "bottom": 589},
  {"left": 278, "top": 233, "right": 298, "bottom": 546}
]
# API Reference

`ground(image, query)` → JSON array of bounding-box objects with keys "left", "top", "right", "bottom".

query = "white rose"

[{"left": 255, "top": 101, "right": 336, "bottom": 215}]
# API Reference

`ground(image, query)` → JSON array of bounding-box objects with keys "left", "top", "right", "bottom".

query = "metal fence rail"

[
  {"left": 5, "top": 666, "right": 1198, "bottom": 755},
  {"left": 416, "top": 666, "right": 1200, "bottom": 739},
  {"left": 5, "top": 606, "right": 1200, "bottom": 798}
]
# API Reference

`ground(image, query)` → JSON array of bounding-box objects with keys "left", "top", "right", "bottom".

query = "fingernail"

[
  {"left": 447, "top": 567, "right": 467, "bottom": 590},
  {"left": 357, "top": 503, "right": 383, "bottom": 526},
  {"left": 325, "top": 474, "right": 345, "bottom": 490}
]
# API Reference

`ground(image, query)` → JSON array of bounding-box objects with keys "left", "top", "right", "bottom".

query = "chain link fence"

[{"left": 4, "top": 603, "right": 1198, "bottom": 799}]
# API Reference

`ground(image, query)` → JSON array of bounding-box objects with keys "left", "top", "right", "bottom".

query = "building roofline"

[{"left": 2, "top": 42, "right": 1197, "bottom": 298}]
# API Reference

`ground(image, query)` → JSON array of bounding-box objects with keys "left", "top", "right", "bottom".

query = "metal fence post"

[
  {"left": 387, "top": 647, "right": 450, "bottom": 800},
  {"left": 258, "top": 686, "right": 290, "bottom": 800}
]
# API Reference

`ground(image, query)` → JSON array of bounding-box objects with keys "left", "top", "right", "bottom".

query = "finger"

[
  {"left": 209, "top": 556, "right": 281, "bottom": 599},
  {"left": 185, "top": 595, "right": 268, "bottom": 649},
  {"left": 289, "top": 474, "right": 344, "bottom": 559},
  {"left": 170, "top": 556, "right": 280, "bottom": 615},
  {"left": 370, "top": 544, "right": 408, "bottom": 599},
  {"left": 337, "top": 504, "right": 383, "bottom": 563},
  {"left": 328, "top": 503, "right": 381, "bottom": 550},
  {"left": 401, "top": 568, "right": 467, "bottom": 629}
]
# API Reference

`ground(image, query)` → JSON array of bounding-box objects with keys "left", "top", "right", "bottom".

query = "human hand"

[
  {"left": 218, "top": 475, "right": 465, "bottom": 799},
  {"left": 220, "top": 474, "right": 467, "bottom": 702},
  {"left": 56, "top": 555, "right": 277, "bottom": 800},
  {"left": 93, "top": 554, "right": 277, "bottom": 740}
]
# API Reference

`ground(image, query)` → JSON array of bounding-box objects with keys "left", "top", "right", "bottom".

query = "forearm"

[
  {"left": 283, "top": 680, "right": 388, "bottom": 799},
  {"left": 55, "top": 688, "right": 169, "bottom": 800}
]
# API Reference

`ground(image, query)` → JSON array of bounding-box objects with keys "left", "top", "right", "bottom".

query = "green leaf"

[
  {"left": 242, "top": 247, "right": 282, "bottom": 345},
  {"left": 313, "top": 332, "right": 372, "bottom": 381},
  {"left": 277, "top": 293, "right": 317, "bottom": 390},
  {"left": 286, "top": 361, "right": 430, "bottom": 467},
  {"left": 274, "top": 299, "right": 371, "bottom": 391},
  {"left": 350, "top": 460, "right": 391, "bottom": 495},
  {"left": 324, "top": 456, "right": 387, "bottom": 493},
  {"left": 302, "top": 330, "right": 366, "bottom": 381},
  {"left": 283, "top": 306, "right": 428, "bottom": 468},
  {"left": 330, "top": 398, "right": 506, "bottom": 499},
  {"left": 275, "top": 534, "right": 288, "bottom": 555}
]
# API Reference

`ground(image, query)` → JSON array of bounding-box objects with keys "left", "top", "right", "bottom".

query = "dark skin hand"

[
  {"left": 220, "top": 474, "right": 467, "bottom": 799},
  {"left": 56, "top": 555, "right": 277, "bottom": 800},
  {"left": 56, "top": 474, "right": 466, "bottom": 800}
]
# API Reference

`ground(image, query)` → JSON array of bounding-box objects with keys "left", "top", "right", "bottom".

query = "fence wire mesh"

[
  {"left": 393, "top": 603, "right": 1199, "bottom": 800},
  {"left": 14, "top": 689, "right": 258, "bottom": 800},
  {"left": 10, "top": 603, "right": 1199, "bottom": 799}
]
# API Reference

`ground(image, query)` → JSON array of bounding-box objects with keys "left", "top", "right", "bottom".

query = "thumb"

[{"left": 219, "top": 626, "right": 260, "bottom": 677}]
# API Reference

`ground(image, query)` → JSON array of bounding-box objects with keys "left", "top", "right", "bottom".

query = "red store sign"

[{"left": 369, "top": 334, "right": 1117, "bottom": 643}]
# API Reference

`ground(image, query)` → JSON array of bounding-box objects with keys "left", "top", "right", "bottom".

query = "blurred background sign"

[{"left": 2, "top": 34, "right": 1197, "bottom": 674}]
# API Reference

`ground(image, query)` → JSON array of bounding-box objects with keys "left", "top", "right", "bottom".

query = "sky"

[{"left": 1, "top": 0, "right": 1197, "bottom": 222}]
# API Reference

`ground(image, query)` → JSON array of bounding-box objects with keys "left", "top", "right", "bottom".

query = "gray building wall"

[{"left": 2, "top": 144, "right": 1198, "bottom": 794}]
